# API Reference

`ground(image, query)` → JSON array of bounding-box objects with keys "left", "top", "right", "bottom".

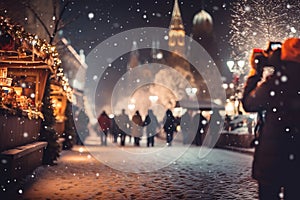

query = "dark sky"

[
  {"left": 0, "top": 0, "right": 232, "bottom": 72},
  {"left": 63, "top": 0, "right": 231, "bottom": 57},
  {"left": 0, "top": 0, "right": 232, "bottom": 80}
]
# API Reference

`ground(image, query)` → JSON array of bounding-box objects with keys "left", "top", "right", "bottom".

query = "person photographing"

[{"left": 242, "top": 38, "right": 300, "bottom": 199}]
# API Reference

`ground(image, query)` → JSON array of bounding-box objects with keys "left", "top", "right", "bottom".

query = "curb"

[{"left": 217, "top": 145, "right": 255, "bottom": 155}]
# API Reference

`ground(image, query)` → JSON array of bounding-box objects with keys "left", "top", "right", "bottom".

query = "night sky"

[
  {"left": 63, "top": 0, "right": 231, "bottom": 58},
  {"left": 0, "top": 0, "right": 232, "bottom": 75}
]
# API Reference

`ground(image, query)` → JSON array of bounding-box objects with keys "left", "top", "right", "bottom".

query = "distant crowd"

[{"left": 96, "top": 108, "right": 211, "bottom": 147}]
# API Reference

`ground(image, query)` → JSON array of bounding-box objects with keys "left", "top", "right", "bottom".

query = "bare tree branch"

[
  {"left": 23, "top": 2, "right": 52, "bottom": 40},
  {"left": 50, "top": 0, "right": 71, "bottom": 44},
  {"left": 56, "top": 13, "right": 80, "bottom": 33}
]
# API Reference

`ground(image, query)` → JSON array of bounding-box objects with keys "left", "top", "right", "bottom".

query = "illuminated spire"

[
  {"left": 169, "top": 0, "right": 184, "bottom": 30},
  {"left": 168, "top": 0, "right": 185, "bottom": 56}
]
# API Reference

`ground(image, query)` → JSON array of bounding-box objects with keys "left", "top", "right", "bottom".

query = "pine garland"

[
  {"left": 39, "top": 74, "right": 60, "bottom": 165},
  {"left": 62, "top": 100, "right": 76, "bottom": 150}
]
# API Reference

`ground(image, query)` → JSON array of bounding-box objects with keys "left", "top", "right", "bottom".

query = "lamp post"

[
  {"left": 226, "top": 60, "right": 245, "bottom": 115},
  {"left": 185, "top": 87, "right": 198, "bottom": 100},
  {"left": 149, "top": 95, "right": 158, "bottom": 105}
]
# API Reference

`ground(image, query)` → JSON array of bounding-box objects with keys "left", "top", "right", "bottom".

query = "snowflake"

[
  {"left": 280, "top": 75, "right": 288, "bottom": 82},
  {"left": 1, "top": 159, "right": 7, "bottom": 164},
  {"left": 285, "top": 127, "right": 290, "bottom": 132},
  {"left": 88, "top": 12, "right": 94, "bottom": 20},
  {"left": 270, "top": 91, "right": 275, "bottom": 96},
  {"left": 291, "top": 27, "right": 297, "bottom": 33},
  {"left": 244, "top": 6, "right": 251, "bottom": 12}
]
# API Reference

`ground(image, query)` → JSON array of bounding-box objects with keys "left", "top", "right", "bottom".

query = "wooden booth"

[
  {"left": 0, "top": 55, "right": 52, "bottom": 183},
  {"left": 51, "top": 82, "right": 68, "bottom": 135},
  {"left": 0, "top": 16, "right": 60, "bottom": 182}
]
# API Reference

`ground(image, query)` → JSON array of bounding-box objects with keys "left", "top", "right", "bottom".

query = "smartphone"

[{"left": 270, "top": 42, "right": 281, "bottom": 51}]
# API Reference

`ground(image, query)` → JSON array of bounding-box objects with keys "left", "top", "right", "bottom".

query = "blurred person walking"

[
  {"left": 180, "top": 110, "right": 193, "bottom": 145},
  {"left": 97, "top": 111, "right": 111, "bottom": 146},
  {"left": 132, "top": 111, "right": 143, "bottom": 146},
  {"left": 163, "top": 109, "right": 176, "bottom": 146},
  {"left": 116, "top": 109, "right": 131, "bottom": 146},
  {"left": 144, "top": 109, "right": 159, "bottom": 147},
  {"left": 192, "top": 111, "right": 207, "bottom": 146}
]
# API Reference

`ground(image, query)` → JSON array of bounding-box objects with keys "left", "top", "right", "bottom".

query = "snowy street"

[{"left": 18, "top": 142, "right": 258, "bottom": 200}]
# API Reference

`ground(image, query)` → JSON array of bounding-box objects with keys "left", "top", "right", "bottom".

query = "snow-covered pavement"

[{"left": 12, "top": 141, "right": 259, "bottom": 200}]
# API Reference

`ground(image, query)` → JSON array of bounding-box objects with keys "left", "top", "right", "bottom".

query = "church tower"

[{"left": 168, "top": 0, "right": 185, "bottom": 57}]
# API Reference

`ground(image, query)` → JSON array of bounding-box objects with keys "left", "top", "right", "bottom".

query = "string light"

[{"left": 0, "top": 16, "right": 73, "bottom": 103}]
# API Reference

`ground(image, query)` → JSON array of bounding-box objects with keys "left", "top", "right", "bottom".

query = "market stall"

[
  {"left": 51, "top": 82, "right": 68, "bottom": 135},
  {"left": 0, "top": 16, "right": 64, "bottom": 182}
]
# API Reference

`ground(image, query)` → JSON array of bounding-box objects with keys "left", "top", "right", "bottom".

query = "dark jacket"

[
  {"left": 144, "top": 110, "right": 159, "bottom": 137},
  {"left": 163, "top": 109, "right": 176, "bottom": 134},
  {"left": 242, "top": 52, "right": 300, "bottom": 184}
]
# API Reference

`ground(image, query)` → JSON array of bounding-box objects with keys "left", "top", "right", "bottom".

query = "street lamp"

[
  {"left": 149, "top": 95, "right": 158, "bottom": 104},
  {"left": 226, "top": 61, "right": 235, "bottom": 72},
  {"left": 128, "top": 103, "right": 135, "bottom": 111},
  {"left": 185, "top": 87, "right": 198, "bottom": 99},
  {"left": 226, "top": 60, "right": 245, "bottom": 74}
]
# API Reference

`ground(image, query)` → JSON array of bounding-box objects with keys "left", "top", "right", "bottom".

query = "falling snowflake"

[
  {"left": 1, "top": 159, "right": 7, "bottom": 164},
  {"left": 23, "top": 132, "right": 28, "bottom": 138},
  {"left": 270, "top": 91, "right": 275, "bottom": 96},
  {"left": 88, "top": 12, "right": 94, "bottom": 20},
  {"left": 280, "top": 75, "right": 288, "bottom": 82},
  {"left": 93, "top": 75, "right": 98, "bottom": 80},
  {"left": 285, "top": 127, "right": 290, "bottom": 132}
]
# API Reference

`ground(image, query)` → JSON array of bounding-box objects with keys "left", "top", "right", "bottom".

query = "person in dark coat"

[
  {"left": 75, "top": 109, "right": 90, "bottom": 145},
  {"left": 116, "top": 109, "right": 131, "bottom": 146},
  {"left": 97, "top": 111, "right": 111, "bottom": 146},
  {"left": 131, "top": 111, "right": 143, "bottom": 146},
  {"left": 192, "top": 111, "right": 207, "bottom": 146},
  {"left": 224, "top": 114, "right": 231, "bottom": 131},
  {"left": 163, "top": 109, "right": 176, "bottom": 146},
  {"left": 242, "top": 38, "right": 300, "bottom": 199},
  {"left": 180, "top": 111, "right": 193, "bottom": 145},
  {"left": 144, "top": 109, "right": 159, "bottom": 147},
  {"left": 110, "top": 116, "right": 120, "bottom": 143}
]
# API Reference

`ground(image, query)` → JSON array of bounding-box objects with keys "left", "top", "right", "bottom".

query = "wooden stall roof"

[
  {"left": 0, "top": 61, "right": 51, "bottom": 69},
  {"left": 0, "top": 50, "right": 53, "bottom": 70}
]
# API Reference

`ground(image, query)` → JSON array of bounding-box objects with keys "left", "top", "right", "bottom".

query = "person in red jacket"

[
  {"left": 97, "top": 111, "right": 111, "bottom": 146},
  {"left": 242, "top": 38, "right": 300, "bottom": 199}
]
